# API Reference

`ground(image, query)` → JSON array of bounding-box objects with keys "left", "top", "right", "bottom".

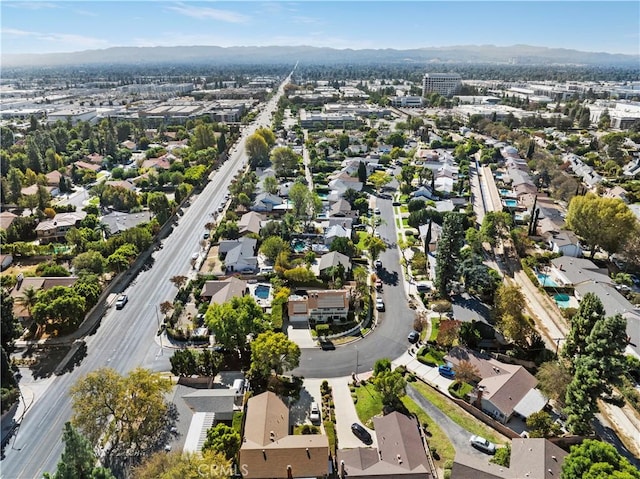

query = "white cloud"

[
  {"left": 4, "top": 2, "right": 58, "bottom": 10},
  {"left": 1, "top": 28, "right": 34, "bottom": 37},
  {"left": 1, "top": 28, "right": 110, "bottom": 51},
  {"left": 166, "top": 3, "right": 250, "bottom": 23}
]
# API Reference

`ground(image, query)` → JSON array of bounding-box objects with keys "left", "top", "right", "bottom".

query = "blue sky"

[{"left": 2, "top": 1, "right": 639, "bottom": 55}]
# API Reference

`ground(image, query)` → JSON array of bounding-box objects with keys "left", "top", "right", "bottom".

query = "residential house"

[
  {"left": 238, "top": 391, "right": 329, "bottom": 479},
  {"left": 100, "top": 210, "right": 153, "bottom": 235},
  {"left": 73, "top": 160, "right": 101, "bottom": 172},
  {"left": 412, "top": 185, "right": 437, "bottom": 201},
  {"left": 451, "top": 438, "right": 567, "bottom": 479},
  {"left": 549, "top": 256, "right": 612, "bottom": 287},
  {"left": 141, "top": 155, "right": 172, "bottom": 170},
  {"left": 35, "top": 211, "right": 87, "bottom": 244},
  {"left": 324, "top": 224, "right": 352, "bottom": 246},
  {"left": 418, "top": 221, "right": 442, "bottom": 253},
  {"left": 120, "top": 140, "right": 137, "bottom": 150},
  {"left": 219, "top": 237, "right": 258, "bottom": 274},
  {"left": 604, "top": 185, "right": 629, "bottom": 203},
  {"left": 337, "top": 412, "right": 433, "bottom": 478},
  {"left": 445, "top": 347, "right": 547, "bottom": 424},
  {"left": 316, "top": 251, "right": 351, "bottom": 277},
  {"left": 328, "top": 172, "right": 363, "bottom": 194},
  {"left": 105, "top": 179, "right": 136, "bottom": 192},
  {"left": 252, "top": 192, "right": 284, "bottom": 213},
  {"left": 200, "top": 277, "right": 247, "bottom": 306},
  {"left": 238, "top": 211, "right": 265, "bottom": 236},
  {"left": 10, "top": 275, "right": 79, "bottom": 319},
  {"left": 84, "top": 152, "right": 104, "bottom": 165},
  {"left": 287, "top": 289, "right": 350, "bottom": 323},
  {"left": 329, "top": 199, "right": 356, "bottom": 218},
  {"left": 546, "top": 230, "right": 582, "bottom": 257},
  {"left": 45, "top": 170, "right": 63, "bottom": 192},
  {"left": 0, "top": 211, "right": 17, "bottom": 230},
  {"left": 0, "top": 254, "right": 13, "bottom": 271}
]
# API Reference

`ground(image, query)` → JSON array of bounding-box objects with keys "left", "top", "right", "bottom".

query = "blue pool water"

[
  {"left": 503, "top": 199, "right": 518, "bottom": 208},
  {"left": 536, "top": 273, "right": 559, "bottom": 288},
  {"left": 292, "top": 240, "right": 306, "bottom": 253},
  {"left": 255, "top": 284, "right": 270, "bottom": 300},
  {"left": 554, "top": 294, "right": 571, "bottom": 308},
  {"left": 499, "top": 189, "right": 513, "bottom": 197}
]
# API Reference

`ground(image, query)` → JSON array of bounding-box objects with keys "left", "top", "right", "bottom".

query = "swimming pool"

[
  {"left": 292, "top": 240, "right": 306, "bottom": 253},
  {"left": 503, "top": 199, "right": 518, "bottom": 208},
  {"left": 536, "top": 273, "right": 560, "bottom": 288},
  {"left": 499, "top": 189, "right": 514, "bottom": 197},
  {"left": 554, "top": 294, "right": 571, "bottom": 308},
  {"left": 255, "top": 284, "right": 271, "bottom": 300}
]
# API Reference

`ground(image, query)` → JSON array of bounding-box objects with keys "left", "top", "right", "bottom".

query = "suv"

[
  {"left": 115, "top": 295, "right": 128, "bottom": 310},
  {"left": 438, "top": 364, "right": 455, "bottom": 379},
  {"left": 408, "top": 331, "right": 420, "bottom": 343},
  {"left": 351, "top": 423, "right": 372, "bottom": 445},
  {"left": 309, "top": 403, "right": 321, "bottom": 424}
]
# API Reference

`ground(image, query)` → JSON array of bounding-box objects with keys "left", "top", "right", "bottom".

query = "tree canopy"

[
  {"left": 561, "top": 439, "right": 640, "bottom": 479},
  {"left": 205, "top": 295, "right": 266, "bottom": 352},
  {"left": 249, "top": 330, "right": 300, "bottom": 378}
]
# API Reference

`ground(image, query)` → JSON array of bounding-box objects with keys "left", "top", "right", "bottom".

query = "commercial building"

[{"left": 422, "top": 73, "right": 462, "bottom": 97}]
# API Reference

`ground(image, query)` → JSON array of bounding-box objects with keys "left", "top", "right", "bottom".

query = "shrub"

[{"left": 323, "top": 421, "right": 337, "bottom": 456}]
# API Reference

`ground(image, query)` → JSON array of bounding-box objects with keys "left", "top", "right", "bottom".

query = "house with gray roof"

[
  {"left": 337, "top": 411, "right": 433, "bottom": 478},
  {"left": 324, "top": 224, "right": 352, "bottom": 246},
  {"left": 317, "top": 251, "right": 351, "bottom": 275},
  {"left": 238, "top": 211, "right": 265, "bottom": 236},
  {"left": 549, "top": 256, "right": 612, "bottom": 286},
  {"left": 219, "top": 237, "right": 258, "bottom": 274},
  {"left": 100, "top": 210, "right": 153, "bottom": 235},
  {"left": 252, "top": 192, "right": 283, "bottom": 212},
  {"left": 200, "top": 277, "right": 247, "bottom": 306}
]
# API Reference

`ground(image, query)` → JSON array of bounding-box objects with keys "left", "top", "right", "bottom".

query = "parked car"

[
  {"left": 191, "top": 252, "right": 200, "bottom": 261},
  {"left": 115, "top": 295, "right": 128, "bottom": 310},
  {"left": 376, "top": 298, "right": 385, "bottom": 312},
  {"left": 438, "top": 364, "right": 455, "bottom": 379},
  {"left": 203, "top": 231, "right": 210, "bottom": 239},
  {"left": 408, "top": 331, "right": 420, "bottom": 343},
  {"left": 351, "top": 423, "right": 372, "bottom": 445},
  {"left": 310, "top": 402, "right": 321, "bottom": 424},
  {"left": 375, "top": 280, "right": 383, "bottom": 291},
  {"left": 374, "top": 259, "right": 382, "bottom": 269},
  {"left": 470, "top": 435, "right": 496, "bottom": 455},
  {"left": 374, "top": 208, "right": 381, "bottom": 215}
]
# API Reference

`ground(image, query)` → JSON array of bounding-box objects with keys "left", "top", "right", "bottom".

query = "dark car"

[
  {"left": 320, "top": 341, "right": 336, "bottom": 351},
  {"left": 351, "top": 423, "right": 372, "bottom": 445},
  {"left": 438, "top": 365, "right": 455, "bottom": 379},
  {"left": 408, "top": 331, "right": 420, "bottom": 344}
]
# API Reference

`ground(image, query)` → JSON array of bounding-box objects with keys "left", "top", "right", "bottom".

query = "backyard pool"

[
  {"left": 554, "top": 294, "right": 571, "bottom": 308},
  {"left": 292, "top": 240, "right": 306, "bottom": 253},
  {"left": 503, "top": 199, "right": 518, "bottom": 208},
  {"left": 254, "top": 284, "right": 271, "bottom": 300},
  {"left": 499, "top": 189, "right": 515, "bottom": 197},
  {"left": 536, "top": 273, "right": 560, "bottom": 288}
]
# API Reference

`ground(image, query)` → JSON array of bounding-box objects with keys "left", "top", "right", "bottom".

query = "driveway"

[
  {"left": 287, "top": 322, "right": 317, "bottom": 349},
  {"left": 329, "top": 377, "right": 377, "bottom": 449},
  {"left": 405, "top": 385, "right": 487, "bottom": 458}
]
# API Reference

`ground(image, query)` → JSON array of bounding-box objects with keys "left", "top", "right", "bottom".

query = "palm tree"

[
  {"left": 16, "top": 286, "right": 39, "bottom": 318},
  {"left": 94, "top": 221, "right": 111, "bottom": 240}
]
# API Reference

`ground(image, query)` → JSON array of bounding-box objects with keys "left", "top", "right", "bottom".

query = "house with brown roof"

[
  {"left": 10, "top": 275, "right": 79, "bottom": 319},
  {"left": 0, "top": 211, "right": 18, "bottom": 230},
  {"left": 445, "top": 347, "right": 547, "bottom": 424},
  {"left": 35, "top": 211, "right": 87, "bottom": 244},
  {"left": 45, "top": 170, "right": 63, "bottom": 187},
  {"left": 200, "top": 277, "right": 247, "bottom": 306},
  {"left": 238, "top": 391, "right": 329, "bottom": 479},
  {"left": 73, "top": 160, "right": 102, "bottom": 172},
  {"left": 105, "top": 179, "right": 136, "bottom": 192},
  {"left": 451, "top": 438, "right": 567, "bottom": 478},
  {"left": 141, "top": 155, "right": 172, "bottom": 170},
  {"left": 287, "top": 290, "right": 350, "bottom": 323},
  {"left": 84, "top": 152, "right": 104, "bottom": 165},
  {"left": 337, "top": 412, "right": 433, "bottom": 478},
  {"left": 238, "top": 211, "right": 265, "bottom": 236}
]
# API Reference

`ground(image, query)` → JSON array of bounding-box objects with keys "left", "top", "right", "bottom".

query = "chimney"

[{"left": 475, "top": 386, "right": 484, "bottom": 408}]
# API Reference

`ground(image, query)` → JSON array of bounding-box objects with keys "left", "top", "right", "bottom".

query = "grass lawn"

[
  {"left": 232, "top": 411, "right": 244, "bottom": 433},
  {"left": 395, "top": 217, "right": 402, "bottom": 229},
  {"left": 356, "top": 231, "right": 372, "bottom": 251},
  {"left": 353, "top": 383, "right": 383, "bottom": 429},
  {"left": 417, "top": 345, "right": 446, "bottom": 366},
  {"left": 411, "top": 381, "right": 505, "bottom": 444},
  {"left": 449, "top": 381, "right": 474, "bottom": 400},
  {"left": 402, "top": 218, "right": 410, "bottom": 228},
  {"left": 429, "top": 317, "right": 440, "bottom": 342},
  {"left": 401, "top": 395, "right": 455, "bottom": 468},
  {"left": 400, "top": 205, "right": 409, "bottom": 213}
]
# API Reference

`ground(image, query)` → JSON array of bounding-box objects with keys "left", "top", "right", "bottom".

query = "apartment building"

[{"left": 422, "top": 73, "right": 462, "bottom": 97}]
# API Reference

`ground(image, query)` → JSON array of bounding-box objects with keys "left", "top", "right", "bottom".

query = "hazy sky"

[{"left": 2, "top": 1, "right": 639, "bottom": 56}]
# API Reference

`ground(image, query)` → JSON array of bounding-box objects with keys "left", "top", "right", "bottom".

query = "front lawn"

[
  {"left": 356, "top": 231, "right": 372, "bottom": 251},
  {"left": 353, "top": 383, "right": 383, "bottom": 429},
  {"left": 417, "top": 345, "right": 446, "bottom": 366},
  {"left": 429, "top": 317, "right": 440, "bottom": 342},
  {"left": 411, "top": 381, "right": 504, "bottom": 444},
  {"left": 448, "top": 381, "right": 474, "bottom": 400}
]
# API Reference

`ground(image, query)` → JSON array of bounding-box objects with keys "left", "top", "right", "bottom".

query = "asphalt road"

[
  {"left": 1, "top": 73, "right": 293, "bottom": 479},
  {"left": 292, "top": 193, "right": 417, "bottom": 378}
]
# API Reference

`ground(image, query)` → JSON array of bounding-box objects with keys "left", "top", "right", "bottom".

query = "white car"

[
  {"left": 115, "top": 295, "right": 128, "bottom": 310},
  {"left": 376, "top": 298, "right": 385, "bottom": 312},
  {"left": 310, "top": 402, "right": 321, "bottom": 424},
  {"left": 470, "top": 435, "right": 496, "bottom": 454}
]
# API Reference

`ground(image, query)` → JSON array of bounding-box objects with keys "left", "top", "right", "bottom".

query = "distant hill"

[{"left": 2, "top": 44, "right": 638, "bottom": 68}]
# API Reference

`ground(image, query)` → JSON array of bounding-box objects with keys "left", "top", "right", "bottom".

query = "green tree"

[
  {"left": 561, "top": 439, "right": 640, "bottom": 479},
  {"left": 434, "top": 212, "right": 465, "bottom": 297},
  {"left": 132, "top": 450, "right": 231, "bottom": 479},
  {"left": 373, "top": 358, "right": 392, "bottom": 376},
  {"left": 363, "top": 235, "right": 386, "bottom": 261},
  {"left": 493, "top": 284, "right": 534, "bottom": 349},
  {"left": 70, "top": 368, "right": 173, "bottom": 467},
  {"left": 260, "top": 236, "right": 289, "bottom": 262},
  {"left": 525, "top": 411, "right": 562, "bottom": 438},
  {"left": 270, "top": 146, "right": 300, "bottom": 177},
  {"left": 535, "top": 360, "right": 572, "bottom": 409},
  {"left": 191, "top": 123, "right": 216, "bottom": 152},
  {"left": 249, "top": 330, "right": 300, "bottom": 377},
  {"left": 147, "top": 192, "right": 171, "bottom": 225},
  {"left": 262, "top": 175, "right": 279, "bottom": 195},
  {"left": 330, "top": 237, "right": 357, "bottom": 257},
  {"left": 203, "top": 423, "right": 241, "bottom": 460},
  {"left": 491, "top": 443, "right": 511, "bottom": 467},
  {"left": 357, "top": 161, "right": 367, "bottom": 183},
  {"left": 32, "top": 286, "right": 86, "bottom": 333},
  {"left": 1, "top": 292, "right": 19, "bottom": 350},
  {"left": 72, "top": 251, "right": 105, "bottom": 275},
  {"left": 205, "top": 295, "right": 266, "bottom": 352},
  {"left": 480, "top": 211, "right": 512, "bottom": 246},
  {"left": 255, "top": 127, "right": 276, "bottom": 147},
  {"left": 373, "top": 369, "right": 406, "bottom": 406},
  {"left": 245, "top": 133, "right": 269, "bottom": 167},
  {"left": 368, "top": 171, "right": 392, "bottom": 193},
  {"left": 562, "top": 293, "right": 605, "bottom": 362},
  {"left": 45, "top": 422, "right": 115, "bottom": 479},
  {"left": 566, "top": 193, "right": 636, "bottom": 258},
  {"left": 16, "top": 285, "right": 39, "bottom": 319}
]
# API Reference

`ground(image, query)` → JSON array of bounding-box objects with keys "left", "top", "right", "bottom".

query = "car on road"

[
  {"left": 438, "top": 364, "right": 455, "bottom": 379},
  {"left": 374, "top": 259, "right": 382, "bottom": 269},
  {"left": 217, "top": 205, "right": 224, "bottom": 213},
  {"left": 191, "top": 252, "right": 200, "bottom": 261},
  {"left": 203, "top": 232, "right": 210, "bottom": 239},
  {"left": 375, "top": 297, "right": 385, "bottom": 312},
  {"left": 320, "top": 341, "right": 336, "bottom": 350},
  {"left": 470, "top": 435, "right": 496, "bottom": 455},
  {"left": 374, "top": 207, "right": 380, "bottom": 215},
  {"left": 408, "top": 331, "right": 420, "bottom": 343},
  {"left": 351, "top": 423, "right": 373, "bottom": 445},
  {"left": 310, "top": 402, "right": 321, "bottom": 424},
  {"left": 375, "top": 279, "right": 383, "bottom": 291},
  {"left": 115, "top": 295, "right": 128, "bottom": 310}
]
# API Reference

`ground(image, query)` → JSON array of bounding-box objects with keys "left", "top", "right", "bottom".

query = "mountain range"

[{"left": 2, "top": 44, "right": 639, "bottom": 68}]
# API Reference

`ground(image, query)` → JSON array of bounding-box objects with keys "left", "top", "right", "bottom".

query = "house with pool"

[{"left": 287, "top": 289, "right": 350, "bottom": 323}]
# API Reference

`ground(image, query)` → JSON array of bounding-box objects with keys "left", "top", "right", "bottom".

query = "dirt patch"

[{"left": 201, "top": 245, "right": 224, "bottom": 275}]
